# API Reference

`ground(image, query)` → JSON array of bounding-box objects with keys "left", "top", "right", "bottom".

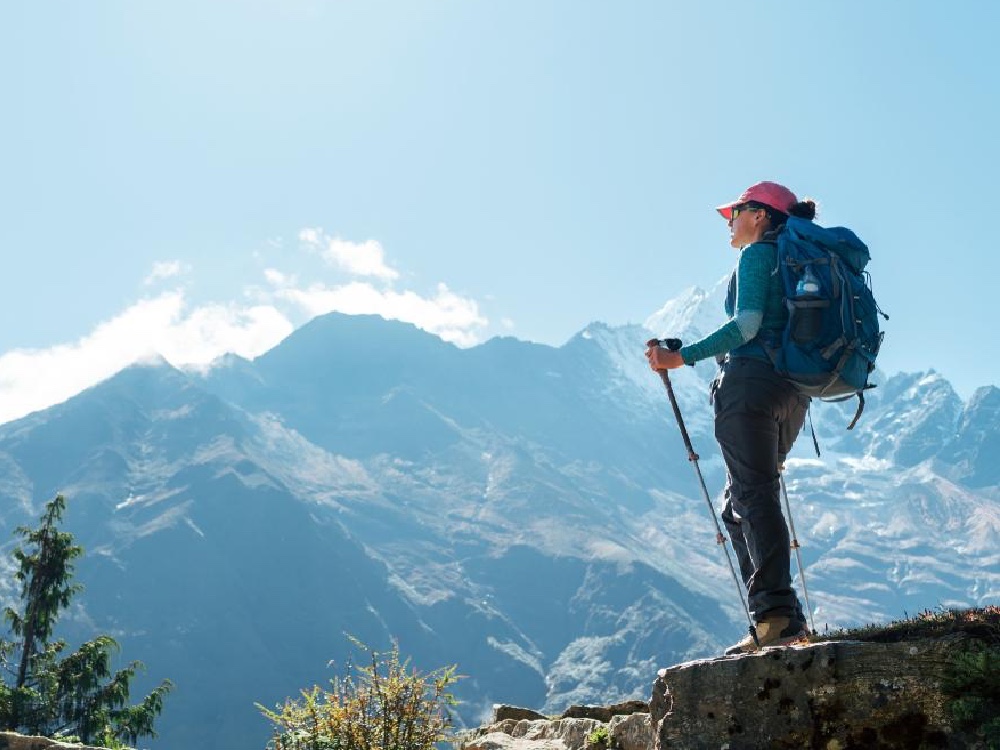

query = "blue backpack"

[{"left": 766, "top": 216, "right": 887, "bottom": 429}]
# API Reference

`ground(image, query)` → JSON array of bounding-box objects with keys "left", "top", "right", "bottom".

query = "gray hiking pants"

[{"left": 713, "top": 357, "right": 809, "bottom": 623}]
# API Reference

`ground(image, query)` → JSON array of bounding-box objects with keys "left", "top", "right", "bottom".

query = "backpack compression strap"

[{"left": 847, "top": 391, "right": 866, "bottom": 431}]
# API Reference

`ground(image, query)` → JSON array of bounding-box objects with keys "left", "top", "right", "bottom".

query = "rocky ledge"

[
  {"left": 458, "top": 701, "right": 652, "bottom": 750},
  {"left": 458, "top": 625, "right": 998, "bottom": 750},
  {"left": 0, "top": 733, "right": 106, "bottom": 750},
  {"left": 650, "top": 637, "right": 984, "bottom": 749}
]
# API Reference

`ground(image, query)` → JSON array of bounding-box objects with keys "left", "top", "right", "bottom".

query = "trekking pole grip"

[{"left": 648, "top": 337, "right": 683, "bottom": 352}]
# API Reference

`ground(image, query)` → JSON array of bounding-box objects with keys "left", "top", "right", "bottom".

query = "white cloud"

[
  {"left": 298, "top": 228, "right": 321, "bottom": 246},
  {"left": 263, "top": 268, "right": 290, "bottom": 286},
  {"left": 299, "top": 229, "right": 399, "bottom": 281},
  {"left": 143, "top": 260, "right": 188, "bottom": 285},
  {"left": 0, "top": 231, "right": 491, "bottom": 426},
  {"left": 272, "top": 279, "right": 487, "bottom": 347},
  {"left": 0, "top": 291, "right": 293, "bottom": 425}
]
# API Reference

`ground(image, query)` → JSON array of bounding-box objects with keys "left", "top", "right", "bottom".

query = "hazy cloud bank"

[{"left": 0, "top": 234, "right": 489, "bottom": 425}]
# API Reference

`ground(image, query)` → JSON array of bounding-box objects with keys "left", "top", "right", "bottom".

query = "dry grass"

[{"left": 812, "top": 605, "right": 1000, "bottom": 645}]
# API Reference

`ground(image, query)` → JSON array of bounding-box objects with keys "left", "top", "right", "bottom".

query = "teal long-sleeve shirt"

[{"left": 679, "top": 241, "right": 787, "bottom": 365}]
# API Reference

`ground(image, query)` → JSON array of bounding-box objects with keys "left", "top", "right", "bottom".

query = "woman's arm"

[{"left": 677, "top": 244, "right": 774, "bottom": 364}]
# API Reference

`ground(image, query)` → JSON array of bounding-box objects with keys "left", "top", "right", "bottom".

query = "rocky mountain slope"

[{"left": 0, "top": 284, "right": 995, "bottom": 748}]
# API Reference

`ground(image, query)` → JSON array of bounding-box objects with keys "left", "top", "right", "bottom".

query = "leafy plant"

[
  {"left": 586, "top": 725, "right": 611, "bottom": 748},
  {"left": 258, "top": 638, "right": 460, "bottom": 750},
  {"left": 944, "top": 642, "right": 1000, "bottom": 749},
  {"left": 0, "top": 494, "right": 172, "bottom": 748}
]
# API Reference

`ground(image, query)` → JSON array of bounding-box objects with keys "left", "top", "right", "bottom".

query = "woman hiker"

[{"left": 646, "top": 180, "right": 815, "bottom": 654}]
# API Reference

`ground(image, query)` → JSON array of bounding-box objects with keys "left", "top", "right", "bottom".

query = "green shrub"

[
  {"left": 944, "top": 641, "right": 1000, "bottom": 750},
  {"left": 258, "top": 638, "right": 460, "bottom": 750},
  {"left": 586, "top": 725, "right": 610, "bottom": 748}
]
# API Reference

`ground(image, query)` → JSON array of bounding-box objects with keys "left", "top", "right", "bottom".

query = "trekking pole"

[
  {"left": 646, "top": 338, "right": 758, "bottom": 648},
  {"left": 779, "top": 470, "right": 816, "bottom": 634}
]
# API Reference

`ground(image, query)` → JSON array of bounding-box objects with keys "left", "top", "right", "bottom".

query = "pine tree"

[{"left": 0, "top": 495, "right": 172, "bottom": 747}]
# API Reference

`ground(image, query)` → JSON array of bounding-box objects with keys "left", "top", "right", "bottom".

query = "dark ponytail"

[
  {"left": 752, "top": 197, "right": 818, "bottom": 240},
  {"left": 788, "top": 199, "right": 817, "bottom": 220}
]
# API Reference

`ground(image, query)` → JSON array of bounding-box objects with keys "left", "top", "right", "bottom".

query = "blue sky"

[{"left": 1, "top": 1, "right": 997, "bottom": 423}]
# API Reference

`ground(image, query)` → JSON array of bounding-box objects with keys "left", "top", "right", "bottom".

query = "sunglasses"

[{"left": 730, "top": 204, "right": 765, "bottom": 220}]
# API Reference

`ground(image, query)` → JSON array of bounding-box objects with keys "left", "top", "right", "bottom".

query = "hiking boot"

[{"left": 724, "top": 615, "right": 808, "bottom": 655}]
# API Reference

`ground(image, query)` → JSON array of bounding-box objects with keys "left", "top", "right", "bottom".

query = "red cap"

[{"left": 716, "top": 181, "right": 798, "bottom": 220}]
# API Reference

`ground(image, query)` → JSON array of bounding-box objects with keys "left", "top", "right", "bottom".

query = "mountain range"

[{"left": 0, "top": 279, "right": 996, "bottom": 749}]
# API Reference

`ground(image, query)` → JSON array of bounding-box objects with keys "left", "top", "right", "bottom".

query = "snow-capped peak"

[{"left": 644, "top": 275, "right": 729, "bottom": 345}]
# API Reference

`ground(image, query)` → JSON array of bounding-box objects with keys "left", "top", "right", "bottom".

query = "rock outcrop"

[
  {"left": 459, "top": 702, "right": 652, "bottom": 750},
  {"left": 458, "top": 626, "right": 998, "bottom": 750},
  {"left": 0, "top": 733, "right": 106, "bottom": 750},
  {"left": 649, "top": 638, "right": 976, "bottom": 749}
]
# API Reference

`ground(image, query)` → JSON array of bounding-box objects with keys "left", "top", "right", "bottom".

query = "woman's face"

[{"left": 728, "top": 204, "right": 768, "bottom": 249}]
